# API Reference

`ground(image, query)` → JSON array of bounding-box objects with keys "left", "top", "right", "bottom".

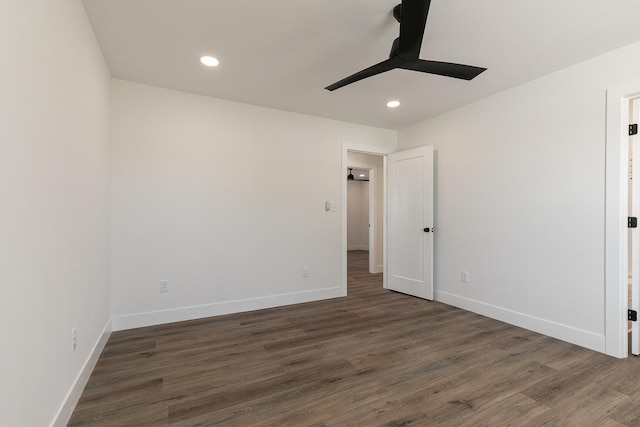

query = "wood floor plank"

[{"left": 69, "top": 251, "right": 640, "bottom": 426}]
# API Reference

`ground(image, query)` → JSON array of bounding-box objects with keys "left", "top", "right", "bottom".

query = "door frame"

[
  {"left": 630, "top": 98, "right": 640, "bottom": 355},
  {"left": 368, "top": 168, "right": 376, "bottom": 274},
  {"left": 341, "top": 143, "right": 394, "bottom": 296},
  {"left": 605, "top": 79, "right": 640, "bottom": 358}
]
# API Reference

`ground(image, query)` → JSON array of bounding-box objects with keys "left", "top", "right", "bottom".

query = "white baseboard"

[
  {"left": 373, "top": 264, "right": 384, "bottom": 274},
  {"left": 52, "top": 319, "right": 112, "bottom": 427},
  {"left": 112, "top": 287, "right": 343, "bottom": 331},
  {"left": 434, "top": 290, "right": 606, "bottom": 353}
]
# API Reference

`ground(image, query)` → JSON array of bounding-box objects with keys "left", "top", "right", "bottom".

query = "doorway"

[
  {"left": 346, "top": 152, "right": 384, "bottom": 289},
  {"left": 341, "top": 145, "right": 390, "bottom": 296},
  {"left": 341, "top": 143, "right": 435, "bottom": 298}
]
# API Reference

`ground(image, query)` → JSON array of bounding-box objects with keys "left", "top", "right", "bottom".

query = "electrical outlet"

[
  {"left": 160, "top": 280, "right": 169, "bottom": 293},
  {"left": 461, "top": 270, "right": 469, "bottom": 283},
  {"left": 72, "top": 328, "right": 77, "bottom": 352},
  {"left": 303, "top": 267, "right": 310, "bottom": 278}
]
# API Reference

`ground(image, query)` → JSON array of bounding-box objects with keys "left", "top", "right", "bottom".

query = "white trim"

[
  {"left": 382, "top": 155, "right": 387, "bottom": 289},
  {"left": 605, "top": 80, "right": 640, "bottom": 358},
  {"left": 368, "top": 168, "right": 376, "bottom": 274},
  {"left": 52, "top": 319, "right": 112, "bottom": 427},
  {"left": 435, "top": 290, "right": 606, "bottom": 353},
  {"left": 112, "top": 287, "right": 342, "bottom": 331}
]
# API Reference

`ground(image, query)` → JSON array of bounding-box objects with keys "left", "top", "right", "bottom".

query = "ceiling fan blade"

[
  {"left": 325, "top": 57, "right": 402, "bottom": 91},
  {"left": 398, "top": 0, "right": 432, "bottom": 59},
  {"left": 324, "top": 0, "right": 487, "bottom": 90},
  {"left": 400, "top": 59, "right": 486, "bottom": 80}
]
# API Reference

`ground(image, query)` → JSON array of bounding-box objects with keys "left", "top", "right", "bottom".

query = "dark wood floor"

[{"left": 69, "top": 251, "right": 640, "bottom": 426}]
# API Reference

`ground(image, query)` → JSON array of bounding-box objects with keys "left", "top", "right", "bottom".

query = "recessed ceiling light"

[
  {"left": 200, "top": 56, "right": 219, "bottom": 67},
  {"left": 359, "top": 174, "right": 365, "bottom": 177},
  {"left": 387, "top": 100, "right": 400, "bottom": 108}
]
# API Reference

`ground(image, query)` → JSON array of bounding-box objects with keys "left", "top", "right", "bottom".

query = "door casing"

[
  {"left": 605, "top": 80, "right": 640, "bottom": 358},
  {"left": 341, "top": 143, "right": 394, "bottom": 295}
]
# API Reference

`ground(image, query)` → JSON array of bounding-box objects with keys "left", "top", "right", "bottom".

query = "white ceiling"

[
  {"left": 82, "top": 0, "right": 640, "bottom": 130},
  {"left": 349, "top": 168, "right": 370, "bottom": 181}
]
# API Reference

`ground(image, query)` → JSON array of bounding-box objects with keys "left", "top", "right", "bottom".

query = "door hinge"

[
  {"left": 629, "top": 309, "right": 638, "bottom": 322},
  {"left": 630, "top": 124, "right": 638, "bottom": 136},
  {"left": 629, "top": 217, "right": 638, "bottom": 228}
]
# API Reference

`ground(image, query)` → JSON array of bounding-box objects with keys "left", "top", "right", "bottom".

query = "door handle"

[{"left": 424, "top": 227, "right": 433, "bottom": 233}]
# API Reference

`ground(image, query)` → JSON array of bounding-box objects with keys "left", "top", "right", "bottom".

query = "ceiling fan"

[{"left": 325, "top": 0, "right": 486, "bottom": 91}]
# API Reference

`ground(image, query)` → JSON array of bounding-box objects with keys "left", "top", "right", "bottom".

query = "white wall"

[
  {"left": 110, "top": 79, "right": 397, "bottom": 329},
  {"left": 0, "top": 1, "right": 111, "bottom": 426},
  {"left": 347, "top": 180, "right": 369, "bottom": 250},
  {"left": 347, "top": 152, "right": 385, "bottom": 272},
  {"left": 398, "top": 40, "right": 640, "bottom": 353}
]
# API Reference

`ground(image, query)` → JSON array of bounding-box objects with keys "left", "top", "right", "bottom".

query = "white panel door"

[
  {"left": 631, "top": 98, "right": 640, "bottom": 355},
  {"left": 387, "top": 145, "right": 434, "bottom": 299}
]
